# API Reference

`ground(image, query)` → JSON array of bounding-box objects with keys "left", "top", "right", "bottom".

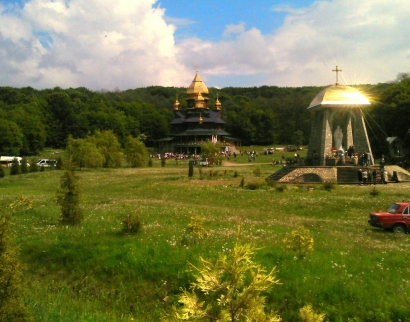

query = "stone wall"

[{"left": 277, "top": 167, "right": 337, "bottom": 183}]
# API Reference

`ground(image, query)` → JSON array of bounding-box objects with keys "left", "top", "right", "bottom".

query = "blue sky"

[
  {"left": 158, "top": 0, "right": 307, "bottom": 41},
  {"left": 0, "top": 0, "right": 409, "bottom": 90}
]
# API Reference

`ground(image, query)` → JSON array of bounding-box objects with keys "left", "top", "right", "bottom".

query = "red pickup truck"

[{"left": 368, "top": 201, "right": 410, "bottom": 233}]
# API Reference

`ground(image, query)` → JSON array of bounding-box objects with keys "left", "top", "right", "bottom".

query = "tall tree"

[
  {"left": 124, "top": 135, "right": 148, "bottom": 167},
  {"left": 0, "top": 120, "right": 24, "bottom": 155}
]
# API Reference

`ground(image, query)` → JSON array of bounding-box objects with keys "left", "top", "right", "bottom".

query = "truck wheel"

[{"left": 393, "top": 224, "right": 406, "bottom": 234}]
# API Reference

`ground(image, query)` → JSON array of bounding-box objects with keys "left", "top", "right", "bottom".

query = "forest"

[{"left": 0, "top": 72, "right": 409, "bottom": 159}]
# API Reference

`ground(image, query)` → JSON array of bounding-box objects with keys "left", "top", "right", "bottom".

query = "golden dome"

[
  {"left": 195, "top": 92, "right": 205, "bottom": 108},
  {"left": 187, "top": 72, "right": 209, "bottom": 95},
  {"left": 173, "top": 94, "right": 181, "bottom": 110},
  {"left": 308, "top": 85, "right": 370, "bottom": 109},
  {"left": 214, "top": 95, "right": 222, "bottom": 110}
]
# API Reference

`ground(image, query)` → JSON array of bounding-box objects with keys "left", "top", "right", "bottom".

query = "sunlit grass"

[{"left": 1, "top": 158, "right": 410, "bottom": 321}]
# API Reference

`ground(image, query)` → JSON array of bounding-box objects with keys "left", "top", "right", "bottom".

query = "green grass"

[{"left": 2, "top": 155, "right": 410, "bottom": 321}]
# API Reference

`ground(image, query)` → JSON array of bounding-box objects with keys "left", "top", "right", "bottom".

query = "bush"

[
  {"left": 370, "top": 187, "right": 380, "bottom": 197},
  {"left": 56, "top": 161, "right": 83, "bottom": 225},
  {"left": 0, "top": 166, "right": 5, "bottom": 178},
  {"left": 245, "top": 180, "right": 264, "bottom": 190},
  {"left": 161, "top": 157, "right": 166, "bottom": 167},
  {"left": 188, "top": 162, "right": 194, "bottom": 178},
  {"left": 181, "top": 216, "right": 208, "bottom": 245},
  {"left": 148, "top": 158, "right": 153, "bottom": 167},
  {"left": 239, "top": 177, "right": 245, "bottom": 188},
  {"left": 266, "top": 178, "right": 276, "bottom": 187},
  {"left": 275, "top": 185, "right": 287, "bottom": 192},
  {"left": 233, "top": 170, "right": 239, "bottom": 178},
  {"left": 173, "top": 242, "right": 281, "bottom": 321},
  {"left": 300, "top": 304, "right": 326, "bottom": 322},
  {"left": 55, "top": 155, "right": 63, "bottom": 170},
  {"left": 253, "top": 166, "right": 261, "bottom": 177},
  {"left": 122, "top": 214, "right": 142, "bottom": 234},
  {"left": 283, "top": 226, "right": 314, "bottom": 259},
  {"left": 322, "top": 181, "right": 335, "bottom": 191},
  {"left": 29, "top": 157, "right": 38, "bottom": 173},
  {"left": 20, "top": 157, "right": 28, "bottom": 174},
  {"left": 10, "top": 158, "right": 21, "bottom": 176}
]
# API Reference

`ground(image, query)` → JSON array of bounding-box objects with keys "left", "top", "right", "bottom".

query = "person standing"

[
  {"left": 367, "top": 169, "right": 372, "bottom": 185},
  {"left": 382, "top": 169, "right": 388, "bottom": 184},
  {"left": 362, "top": 168, "right": 368, "bottom": 185},
  {"left": 372, "top": 169, "right": 377, "bottom": 185},
  {"left": 357, "top": 169, "right": 363, "bottom": 185}
]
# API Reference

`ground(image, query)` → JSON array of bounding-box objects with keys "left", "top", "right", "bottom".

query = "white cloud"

[
  {"left": 0, "top": 0, "right": 409, "bottom": 89},
  {"left": 176, "top": 0, "right": 410, "bottom": 87},
  {"left": 0, "top": 0, "right": 192, "bottom": 89},
  {"left": 222, "top": 22, "right": 246, "bottom": 38}
]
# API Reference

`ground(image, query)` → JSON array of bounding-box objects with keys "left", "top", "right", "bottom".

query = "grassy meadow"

[{"left": 1, "top": 149, "right": 410, "bottom": 322}]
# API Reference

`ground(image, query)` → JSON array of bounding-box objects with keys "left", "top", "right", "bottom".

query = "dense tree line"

[{"left": 0, "top": 73, "right": 409, "bottom": 157}]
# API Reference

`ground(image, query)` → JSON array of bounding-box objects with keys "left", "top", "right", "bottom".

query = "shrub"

[
  {"left": 20, "top": 157, "right": 28, "bottom": 174},
  {"left": 265, "top": 178, "right": 276, "bottom": 187},
  {"left": 0, "top": 166, "right": 5, "bottom": 178},
  {"left": 148, "top": 158, "right": 153, "bottom": 167},
  {"left": 10, "top": 158, "right": 21, "bottom": 176},
  {"left": 245, "top": 180, "right": 264, "bottom": 190},
  {"left": 322, "top": 181, "right": 335, "bottom": 191},
  {"left": 233, "top": 170, "right": 239, "bottom": 178},
  {"left": 55, "top": 155, "right": 63, "bottom": 170},
  {"left": 161, "top": 157, "right": 166, "bottom": 167},
  {"left": 122, "top": 214, "right": 142, "bottom": 234},
  {"left": 173, "top": 242, "right": 281, "bottom": 321},
  {"left": 29, "top": 157, "right": 38, "bottom": 173},
  {"left": 283, "top": 226, "right": 314, "bottom": 259},
  {"left": 370, "top": 187, "right": 380, "bottom": 197},
  {"left": 181, "top": 216, "right": 208, "bottom": 245},
  {"left": 239, "top": 177, "right": 245, "bottom": 188},
  {"left": 275, "top": 185, "right": 287, "bottom": 192},
  {"left": 56, "top": 161, "right": 83, "bottom": 225},
  {"left": 253, "top": 166, "right": 261, "bottom": 177},
  {"left": 300, "top": 304, "right": 326, "bottom": 322},
  {"left": 188, "top": 162, "right": 194, "bottom": 178}
]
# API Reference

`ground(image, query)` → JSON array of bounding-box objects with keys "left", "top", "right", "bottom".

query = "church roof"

[
  {"left": 308, "top": 85, "right": 370, "bottom": 109},
  {"left": 170, "top": 110, "right": 225, "bottom": 125},
  {"left": 176, "top": 128, "right": 230, "bottom": 136},
  {"left": 187, "top": 72, "right": 209, "bottom": 95}
]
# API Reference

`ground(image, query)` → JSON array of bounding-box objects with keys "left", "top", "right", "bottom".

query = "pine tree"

[
  {"left": 188, "top": 162, "right": 194, "bottom": 178},
  {"left": 56, "top": 160, "right": 83, "bottom": 225},
  {"left": 20, "top": 157, "right": 28, "bottom": 174},
  {"left": 10, "top": 158, "right": 21, "bottom": 176},
  {"left": 174, "top": 242, "right": 281, "bottom": 321}
]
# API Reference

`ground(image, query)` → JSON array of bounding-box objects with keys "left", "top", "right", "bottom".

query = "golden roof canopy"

[{"left": 308, "top": 85, "right": 370, "bottom": 109}]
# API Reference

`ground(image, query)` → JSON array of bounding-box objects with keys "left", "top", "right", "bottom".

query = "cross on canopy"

[{"left": 332, "top": 65, "right": 342, "bottom": 85}]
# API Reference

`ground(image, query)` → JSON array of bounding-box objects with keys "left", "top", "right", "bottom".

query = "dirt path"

[{"left": 222, "top": 161, "right": 272, "bottom": 167}]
